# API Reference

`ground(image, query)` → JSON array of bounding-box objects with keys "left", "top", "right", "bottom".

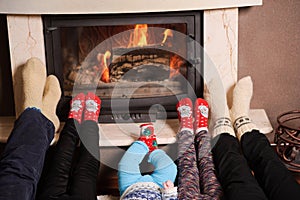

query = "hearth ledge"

[{"left": 0, "top": 109, "right": 273, "bottom": 146}]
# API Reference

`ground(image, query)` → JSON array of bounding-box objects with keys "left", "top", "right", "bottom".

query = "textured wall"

[{"left": 239, "top": 0, "right": 300, "bottom": 130}]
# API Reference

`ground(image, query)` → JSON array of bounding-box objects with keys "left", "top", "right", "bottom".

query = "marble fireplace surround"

[{"left": 0, "top": 0, "right": 272, "bottom": 146}]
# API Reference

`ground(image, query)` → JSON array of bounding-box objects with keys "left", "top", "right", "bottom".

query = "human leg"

[
  {"left": 176, "top": 98, "right": 202, "bottom": 199},
  {"left": 148, "top": 149, "right": 177, "bottom": 187},
  {"left": 231, "top": 77, "right": 300, "bottom": 199},
  {"left": 241, "top": 130, "right": 300, "bottom": 200},
  {"left": 36, "top": 118, "right": 80, "bottom": 199},
  {"left": 67, "top": 120, "right": 100, "bottom": 200},
  {"left": 0, "top": 108, "right": 55, "bottom": 200},
  {"left": 206, "top": 78, "right": 267, "bottom": 200},
  {"left": 118, "top": 141, "right": 151, "bottom": 195},
  {"left": 36, "top": 93, "right": 86, "bottom": 199}
]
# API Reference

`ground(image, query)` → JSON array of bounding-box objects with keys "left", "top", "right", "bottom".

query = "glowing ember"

[
  {"left": 161, "top": 29, "right": 173, "bottom": 46},
  {"left": 169, "top": 55, "right": 183, "bottom": 78},
  {"left": 128, "top": 24, "right": 148, "bottom": 47},
  {"left": 96, "top": 50, "right": 111, "bottom": 83}
]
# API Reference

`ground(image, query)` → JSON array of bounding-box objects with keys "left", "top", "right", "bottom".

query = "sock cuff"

[
  {"left": 234, "top": 116, "right": 258, "bottom": 140},
  {"left": 179, "top": 127, "right": 194, "bottom": 133},
  {"left": 212, "top": 117, "right": 235, "bottom": 138}
]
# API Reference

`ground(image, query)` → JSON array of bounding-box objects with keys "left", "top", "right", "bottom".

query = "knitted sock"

[
  {"left": 194, "top": 98, "right": 209, "bottom": 133},
  {"left": 42, "top": 75, "right": 61, "bottom": 133},
  {"left": 68, "top": 93, "right": 85, "bottom": 124},
  {"left": 204, "top": 79, "right": 235, "bottom": 138},
  {"left": 177, "top": 97, "right": 194, "bottom": 133},
  {"left": 83, "top": 92, "right": 101, "bottom": 123},
  {"left": 138, "top": 123, "right": 158, "bottom": 153},
  {"left": 230, "top": 76, "right": 258, "bottom": 140},
  {"left": 14, "top": 57, "right": 47, "bottom": 118}
]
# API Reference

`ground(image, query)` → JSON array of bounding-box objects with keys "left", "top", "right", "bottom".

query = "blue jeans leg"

[{"left": 0, "top": 108, "right": 54, "bottom": 200}]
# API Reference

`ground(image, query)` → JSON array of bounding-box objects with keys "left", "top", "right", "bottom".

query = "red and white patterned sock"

[
  {"left": 83, "top": 92, "right": 101, "bottom": 123},
  {"left": 194, "top": 98, "right": 209, "bottom": 133},
  {"left": 177, "top": 97, "right": 194, "bottom": 133},
  {"left": 68, "top": 93, "right": 85, "bottom": 124},
  {"left": 138, "top": 123, "right": 158, "bottom": 153}
]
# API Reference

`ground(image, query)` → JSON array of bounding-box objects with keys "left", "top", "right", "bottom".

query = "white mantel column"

[
  {"left": 7, "top": 15, "right": 46, "bottom": 78},
  {"left": 204, "top": 8, "right": 238, "bottom": 106}
]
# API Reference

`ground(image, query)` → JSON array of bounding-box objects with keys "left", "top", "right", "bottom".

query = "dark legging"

[
  {"left": 36, "top": 119, "right": 100, "bottom": 200},
  {"left": 212, "top": 130, "right": 300, "bottom": 200},
  {"left": 177, "top": 130, "right": 223, "bottom": 200}
]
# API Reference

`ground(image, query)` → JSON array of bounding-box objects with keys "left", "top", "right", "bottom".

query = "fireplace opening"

[{"left": 43, "top": 11, "right": 203, "bottom": 123}]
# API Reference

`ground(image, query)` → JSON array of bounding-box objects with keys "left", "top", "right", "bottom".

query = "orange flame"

[
  {"left": 161, "top": 29, "right": 173, "bottom": 46},
  {"left": 169, "top": 55, "right": 182, "bottom": 78},
  {"left": 128, "top": 24, "right": 148, "bottom": 47},
  {"left": 97, "top": 51, "right": 111, "bottom": 83}
]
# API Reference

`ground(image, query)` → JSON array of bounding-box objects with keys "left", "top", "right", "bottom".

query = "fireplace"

[{"left": 43, "top": 12, "right": 203, "bottom": 123}]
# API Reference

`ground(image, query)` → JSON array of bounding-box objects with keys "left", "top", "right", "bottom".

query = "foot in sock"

[
  {"left": 83, "top": 92, "right": 101, "bottom": 123},
  {"left": 230, "top": 76, "right": 253, "bottom": 120},
  {"left": 14, "top": 57, "right": 47, "bottom": 118},
  {"left": 68, "top": 93, "right": 85, "bottom": 124},
  {"left": 177, "top": 97, "right": 194, "bottom": 133},
  {"left": 42, "top": 75, "right": 61, "bottom": 132},
  {"left": 138, "top": 123, "right": 158, "bottom": 153},
  {"left": 204, "top": 80, "right": 235, "bottom": 138},
  {"left": 194, "top": 98, "right": 209, "bottom": 133},
  {"left": 230, "top": 76, "right": 257, "bottom": 140}
]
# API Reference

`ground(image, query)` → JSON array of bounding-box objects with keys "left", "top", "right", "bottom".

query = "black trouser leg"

[
  {"left": 68, "top": 120, "right": 100, "bottom": 200},
  {"left": 212, "top": 133, "right": 267, "bottom": 200},
  {"left": 37, "top": 119, "right": 80, "bottom": 200},
  {"left": 241, "top": 130, "right": 300, "bottom": 200}
]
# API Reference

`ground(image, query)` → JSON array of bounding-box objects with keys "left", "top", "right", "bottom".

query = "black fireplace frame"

[{"left": 43, "top": 11, "right": 203, "bottom": 123}]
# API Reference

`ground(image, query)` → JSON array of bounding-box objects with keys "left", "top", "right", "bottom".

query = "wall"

[{"left": 239, "top": 0, "right": 300, "bottom": 129}]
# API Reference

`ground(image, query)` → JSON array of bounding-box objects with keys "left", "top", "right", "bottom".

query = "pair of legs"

[
  {"left": 176, "top": 98, "right": 223, "bottom": 199},
  {"left": 0, "top": 58, "right": 61, "bottom": 200},
  {"left": 36, "top": 119, "right": 100, "bottom": 200},
  {"left": 37, "top": 92, "right": 101, "bottom": 200},
  {"left": 207, "top": 76, "right": 300, "bottom": 200},
  {"left": 118, "top": 124, "right": 177, "bottom": 195}
]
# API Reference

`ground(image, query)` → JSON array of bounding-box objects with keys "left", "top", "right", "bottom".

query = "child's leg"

[
  {"left": 177, "top": 130, "right": 201, "bottom": 199},
  {"left": 195, "top": 130, "right": 223, "bottom": 199},
  {"left": 118, "top": 141, "right": 150, "bottom": 195},
  {"left": 148, "top": 149, "right": 177, "bottom": 188},
  {"left": 176, "top": 97, "right": 201, "bottom": 199}
]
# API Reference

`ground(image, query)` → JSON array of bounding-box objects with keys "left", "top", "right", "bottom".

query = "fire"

[
  {"left": 169, "top": 55, "right": 183, "bottom": 78},
  {"left": 96, "top": 50, "right": 111, "bottom": 83},
  {"left": 128, "top": 24, "right": 148, "bottom": 47},
  {"left": 161, "top": 29, "right": 173, "bottom": 46}
]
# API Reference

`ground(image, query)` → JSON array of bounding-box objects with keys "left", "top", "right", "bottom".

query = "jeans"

[
  {"left": 0, "top": 108, "right": 54, "bottom": 200},
  {"left": 36, "top": 119, "right": 100, "bottom": 200},
  {"left": 118, "top": 141, "right": 177, "bottom": 195},
  {"left": 212, "top": 130, "right": 300, "bottom": 200}
]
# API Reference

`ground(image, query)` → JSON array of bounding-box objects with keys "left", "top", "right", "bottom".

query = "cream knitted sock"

[
  {"left": 42, "top": 75, "right": 61, "bottom": 133},
  {"left": 204, "top": 79, "right": 235, "bottom": 138},
  {"left": 14, "top": 57, "right": 47, "bottom": 118},
  {"left": 230, "top": 76, "right": 258, "bottom": 140}
]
